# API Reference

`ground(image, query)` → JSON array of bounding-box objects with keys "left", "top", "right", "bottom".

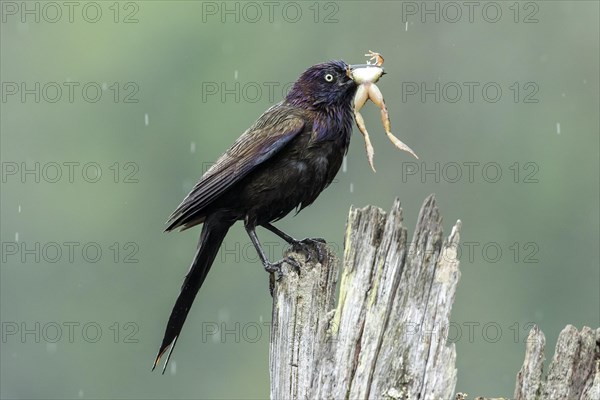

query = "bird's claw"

[
  {"left": 292, "top": 237, "right": 326, "bottom": 263},
  {"left": 267, "top": 255, "right": 301, "bottom": 296},
  {"left": 284, "top": 255, "right": 302, "bottom": 275},
  {"left": 264, "top": 255, "right": 301, "bottom": 279}
]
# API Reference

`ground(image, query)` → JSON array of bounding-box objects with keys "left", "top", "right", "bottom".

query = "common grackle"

[{"left": 153, "top": 60, "right": 373, "bottom": 373}]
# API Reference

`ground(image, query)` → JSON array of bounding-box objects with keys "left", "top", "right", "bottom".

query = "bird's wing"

[{"left": 166, "top": 103, "right": 307, "bottom": 231}]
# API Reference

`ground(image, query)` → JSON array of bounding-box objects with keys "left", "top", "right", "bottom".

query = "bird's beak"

[{"left": 348, "top": 64, "right": 386, "bottom": 85}]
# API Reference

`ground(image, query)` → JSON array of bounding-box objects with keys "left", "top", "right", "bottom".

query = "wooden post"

[
  {"left": 270, "top": 195, "right": 461, "bottom": 399},
  {"left": 269, "top": 195, "right": 599, "bottom": 399}
]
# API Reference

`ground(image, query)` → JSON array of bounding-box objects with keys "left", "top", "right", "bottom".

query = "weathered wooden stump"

[{"left": 269, "top": 195, "right": 599, "bottom": 399}]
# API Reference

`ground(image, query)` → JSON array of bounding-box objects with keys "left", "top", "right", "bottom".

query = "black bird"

[{"left": 153, "top": 60, "right": 365, "bottom": 373}]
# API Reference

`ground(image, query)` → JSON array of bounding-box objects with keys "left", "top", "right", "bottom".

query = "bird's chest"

[
  {"left": 271, "top": 137, "right": 345, "bottom": 195},
  {"left": 241, "top": 130, "right": 349, "bottom": 223},
  {"left": 295, "top": 139, "right": 345, "bottom": 186}
]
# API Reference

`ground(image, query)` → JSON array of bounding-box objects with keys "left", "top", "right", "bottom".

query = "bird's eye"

[{"left": 324, "top": 73, "right": 334, "bottom": 82}]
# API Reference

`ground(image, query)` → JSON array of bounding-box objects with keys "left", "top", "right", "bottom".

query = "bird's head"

[{"left": 286, "top": 60, "right": 358, "bottom": 110}]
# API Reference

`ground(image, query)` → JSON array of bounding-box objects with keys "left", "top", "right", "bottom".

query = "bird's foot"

[
  {"left": 291, "top": 237, "right": 327, "bottom": 263},
  {"left": 264, "top": 255, "right": 301, "bottom": 279}
]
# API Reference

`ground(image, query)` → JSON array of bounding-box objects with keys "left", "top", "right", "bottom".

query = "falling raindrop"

[
  {"left": 144, "top": 113, "right": 149, "bottom": 126},
  {"left": 78, "top": 389, "right": 84, "bottom": 398},
  {"left": 405, "top": 21, "right": 408, "bottom": 31},
  {"left": 15, "top": 232, "right": 19, "bottom": 242},
  {"left": 170, "top": 361, "right": 177, "bottom": 375},
  {"left": 556, "top": 122, "right": 561, "bottom": 135},
  {"left": 101, "top": 82, "right": 108, "bottom": 91},
  {"left": 234, "top": 70, "right": 239, "bottom": 80},
  {"left": 350, "top": 183, "right": 354, "bottom": 193},
  {"left": 190, "top": 142, "right": 196, "bottom": 154},
  {"left": 18, "top": 205, "right": 21, "bottom": 213},
  {"left": 342, "top": 156, "right": 347, "bottom": 173}
]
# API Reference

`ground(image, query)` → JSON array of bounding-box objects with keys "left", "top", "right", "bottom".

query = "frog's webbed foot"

[{"left": 365, "top": 50, "right": 384, "bottom": 67}]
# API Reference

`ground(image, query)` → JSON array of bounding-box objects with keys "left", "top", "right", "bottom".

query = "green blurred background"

[{"left": 1, "top": 1, "right": 598, "bottom": 398}]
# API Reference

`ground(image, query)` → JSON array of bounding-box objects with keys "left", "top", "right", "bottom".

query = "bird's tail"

[{"left": 152, "top": 216, "right": 232, "bottom": 374}]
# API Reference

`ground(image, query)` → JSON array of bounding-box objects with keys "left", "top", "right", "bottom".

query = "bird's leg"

[
  {"left": 245, "top": 222, "right": 300, "bottom": 278},
  {"left": 261, "top": 223, "right": 296, "bottom": 244},
  {"left": 262, "top": 223, "right": 326, "bottom": 263},
  {"left": 262, "top": 223, "right": 326, "bottom": 245}
]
